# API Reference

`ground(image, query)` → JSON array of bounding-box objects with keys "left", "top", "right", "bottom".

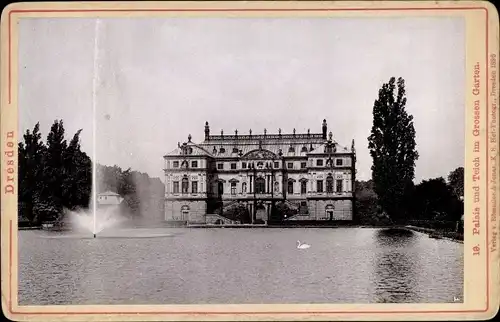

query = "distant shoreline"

[{"left": 18, "top": 222, "right": 464, "bottom": 243}]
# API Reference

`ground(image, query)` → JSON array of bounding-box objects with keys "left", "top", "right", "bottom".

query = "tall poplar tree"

[
  {"left": 18, "top": 123, "right": 46, "bottom": 224},
  {"left": 62, "top": 129, "right": 92, "bottom": 210},
  {"left": 368, "top": 77, "right": 419, "bottom": 224},
  {"left": 43, "top": 120, "right": 68, "bottom": 219}
]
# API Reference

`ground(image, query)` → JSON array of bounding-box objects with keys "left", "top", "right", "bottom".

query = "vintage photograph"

[
  {"left": 14, "top": 13, "right": 468, "bottom": 307},
  {"left": 0, "top": 1, "right": 496, "bottom": 320}
]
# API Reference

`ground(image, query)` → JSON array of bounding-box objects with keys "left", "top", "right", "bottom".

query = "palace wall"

[
  {"left": 165, "top": 200, "right": 206, "bottom": 223},
  {"left": 163, "top": 120, "right": 356, "bottom": 224}
]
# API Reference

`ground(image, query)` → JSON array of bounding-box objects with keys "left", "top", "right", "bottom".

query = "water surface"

[{"left": 18, "top": 227, "right": 463, "bottom": 305}]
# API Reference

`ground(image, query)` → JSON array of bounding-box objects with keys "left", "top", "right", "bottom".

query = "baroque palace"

[{"left": 163, "top": 120, "right": 356, "bottom": 224}]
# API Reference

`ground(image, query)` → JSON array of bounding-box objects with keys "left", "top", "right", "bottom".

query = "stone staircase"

[
  {"left": 205, "top": 213, "right": 238, "bottom": 225},
  {"left": 222, "top": 200, "right": 240, "bottom": 211},
  {"left": 283, "top": 200, "right": 299, "bottom": 210}
]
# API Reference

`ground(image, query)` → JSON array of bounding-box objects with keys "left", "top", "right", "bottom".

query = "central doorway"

[
  {"left": 181, "top": 205, "right": 190, "bottom": 221},
  {"left": 325, "top": 204, "right": 335, "bottom": 221}
]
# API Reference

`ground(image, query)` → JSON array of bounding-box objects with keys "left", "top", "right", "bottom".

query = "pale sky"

[{"left": 18, "top": 16, "right": 465, "bottom": 183}]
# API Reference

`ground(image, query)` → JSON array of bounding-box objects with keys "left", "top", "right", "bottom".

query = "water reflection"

[
  {"left": 19, "top": 228, "right": 462, "bottom": 305},
  {"left": 374, "top": 228, "right": 417, "bottom": 247},
  {"left": 373, "top": 229, "right": 419, "bottom": 303}
]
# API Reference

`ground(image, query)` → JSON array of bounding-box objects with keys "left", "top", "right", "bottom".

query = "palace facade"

[{"left": 163, "top": 119, "right": 356, "bottom": 224}]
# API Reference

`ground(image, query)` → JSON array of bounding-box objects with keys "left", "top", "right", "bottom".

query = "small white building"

[{"left": 97, "top": 191, "right": 123, "bottom": 206}]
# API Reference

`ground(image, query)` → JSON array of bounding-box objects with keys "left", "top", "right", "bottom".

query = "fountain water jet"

[
  {"left": 91, "top": 18, "right": 101, "bottom": 237},
  {"left": 52, "top": 207, "right": 175, "bottom": 239}
]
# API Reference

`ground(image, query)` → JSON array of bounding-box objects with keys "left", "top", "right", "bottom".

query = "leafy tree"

[
  {"left": 18, "top": 120, "right": 166, "bottom": 225},
  {"left": 223, "top": 203, "right": 251, "bottom": 224},
  {"left": 97, "top": 164, "right": 122, "bottom": 193},
  {"left": 271, "top": 201, "right": 298, "bottom": 222},
  {"left": 62, "top": 129, "right": 92, "bottom": 210},
  {"left": 367, "top": 77, "right": 419, "bottom": 224},
  {"left": 117, "top": 168, "right": 141, "bottom": 215},
  {"left": 411, "top": 177, "right": 463, "bottom": 222},
  {"left": 18, "top": 120, "right": 93, "bottom": 224},
  {"left": 96, "top": 165, "right": 165, "bottom": 219},
  {"left": 355, "top": 180, "right": 378, "bottom": 221},
  {"left": 18, "top": 123, "right": 46, "bottom": 224},
  {"left": 354, "top": 180, "right": 394, "bottom": 226},
  {"left": 42, "top": 120, "right": 68, "bottom": 221},
  {"left": 448, "top": 167, "right": 464, "bottom": 199}
]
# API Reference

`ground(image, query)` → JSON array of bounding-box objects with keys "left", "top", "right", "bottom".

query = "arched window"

[
  {"left": 301, "top": 180, "right": 307, "bottom": 194},
  {"left": 255, "top": 177, "right": 266, "bottom": 194},
  {"left": 182, "top": 177, "right": 189, "bottom": 194},
  {"left": 326, "top": 175, "right": 334, "bottom": 193},
  {"left": 288, "top": 146, "right": 295, "bottom": 153},
  {"left": 301, "top": 146, "right": 308, "bottom": 153}
]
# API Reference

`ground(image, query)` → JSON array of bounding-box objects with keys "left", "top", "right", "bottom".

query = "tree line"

[
  {"left": 97, "top": 164, "right": 165, "bottom": 221},
  {"left": 363, "top": 76, "right": 464, "bottom": 228},
  {"left": 355, "top": 167, "right": 464, "bottom": 226},
  {"left": 18, "top": 120, "right": 164, "bottom": 226}
]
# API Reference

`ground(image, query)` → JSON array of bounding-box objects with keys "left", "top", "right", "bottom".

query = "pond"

[{"left": 18, "top": 227, "right": 463, "bottom": 305}]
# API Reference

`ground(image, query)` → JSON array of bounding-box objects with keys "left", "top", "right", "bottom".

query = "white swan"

[{"left": 297, "top": 240, "right": 311, "bottom": 249}]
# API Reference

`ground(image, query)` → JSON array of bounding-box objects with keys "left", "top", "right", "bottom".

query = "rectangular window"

[
  {"left": 316, "top": 159, "right": 323, "bottom": 166},
  {"left": 242, "top": 162, "right": 247, "bottom": 169},
  {"left": 191, "top": 161, "right": 198, "bottom": 168},
  {"left": 274, "top": 162, "right": 279, "bottom": 168},
  {"left": 317, "top": 180, "right": 323, "bottom": 193},
  {"left": 301, "top": 162, "right": 307, "bottom": 169},
  {"left": 192, "top": 181, "right": 198, "bottom": 193},
  {"left": 327, "top": 178, "right": 334, "bottom": 193},
  {"left": 287, "top": 162, "right": 293, "bottom": 169},
  {"left": 336, "top": 158, "right": 343, "bottom": 166},
  {"left": 231, "top": 182, "right": 237, "bottom": 195},
  {"left": 287, "top": 181, "right": 294, "bottom": 194},
  {"left": 173, "top": 161, "right": 179, "bottom": 168},
  {"left": 173, "top": 181, "right": 179, "bottom": 193},
  {"left": 217, "top": 163, "right": 224, "bottom": 170},
  {"left": 301, "top": 181, "right": 307, "bottom": 194},
  {"left": 336, "top": 180, "right": 343, "bottom": 192},
  {"left": 231, "top": 163, "right": 237, "bottom": 170},
  {"left": 182, "top": 180, "right": 189, "bottom": 194}
]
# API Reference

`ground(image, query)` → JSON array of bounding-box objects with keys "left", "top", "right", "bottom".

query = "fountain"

[
  {"left": 64, "top": 204, "right": 126, "bottom": 236},
  {"left": 43, "top": 205, "right": 175, "bottom": 239},
  {"left": 36, "top": 19, "right": 173, "bottom": 240}
]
